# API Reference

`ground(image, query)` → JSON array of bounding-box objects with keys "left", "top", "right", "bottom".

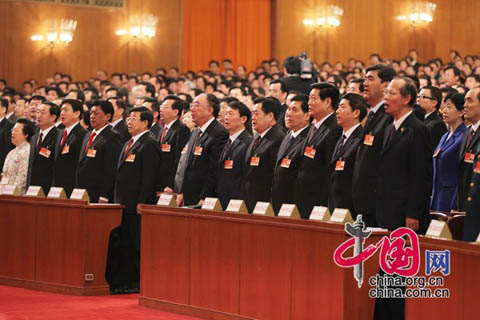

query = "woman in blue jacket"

[{"left": 431, "top": 92, "right": 467, "bottom": 211}]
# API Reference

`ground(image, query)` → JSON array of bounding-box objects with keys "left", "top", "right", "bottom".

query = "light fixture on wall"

[
  {"left": 397, "top": 2, "right": 437, "bottom": 26},
  {"left": 116, "top": 14, "right": 158, "bottom": 39},
  {"left": 31, "top": 19, "right": 77, "bottom": 46},
  {"left": 303, "top": 5, "right": 343, "bottom": 28}
]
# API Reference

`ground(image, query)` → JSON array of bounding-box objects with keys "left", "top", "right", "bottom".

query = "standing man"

[
  {"left": 142, "top": 97, "right": 162, "bottom": 141},
  {"left": 108, "top": 96, "right": 131, "bottom": 143},
  {"left": 242, "top": 97, "right": 285, "bottom": 212},
  {"left": 157, "top": 95, "right": 190, "bottom": 193},
  {"left": 271, "top": 94, "right": 310, "bottom": 214},
  {"left": 352, "top": 64, "right": 396, "bottom": 226},
  {"left": 27, "top": 102, "right": 59, "bottom": 194},
  {"left": 328, "top": 93, "right": 366, "bottom": 215},
  {"left": 294, "top": 83, "right": 342, "bottom": 219},
  {"left": 463, "top": 144, "right": 480, "bottom": 241},
  {"left": 112, "top": 106, "right": 161, "bottom": 293},
  {"left": 77, "top": 100, "right": 122, "bottom": 203},
  {"left": 0, "top": 98, "right": 14, "bottom": 173},
  {"left": 53, "top": 99, "right": 87, "bottom": 197},
  {"left": 458, "top": 87, "right": 480, "bottom": 211},
  {"left": 215, "top": 101, "right": 253, "bottom": 209},
  {"left": 177, "top": 94, "right": 228, "bottom": 206},
  {"left": 417, "top": 85, "right": 447, "bottom": 148},
  {"left": 267, "top": 79, "right": 289, "bottom": 130}
]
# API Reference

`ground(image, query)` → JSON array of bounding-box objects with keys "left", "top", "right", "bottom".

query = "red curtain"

[{"left": 182, "top": 0, "right": 272, "bottom": 72}]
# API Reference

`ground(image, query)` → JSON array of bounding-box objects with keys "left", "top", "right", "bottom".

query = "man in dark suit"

[
  {"left": 242, "top": 97, "right": 285, "bottom": 212},
  {"left": 142, "top": 97, "right": 162, "bottom": 142},
  {"left": 267, "top": 79, "right": 288, "bottom": 131},
  {"left": 352, "top": 64, "right": 396, "bottom": 226},
  {"left": 417, "top": 85, "right": 447, "bottom": 148},
  {"left": 112, "top": 106, "right": 161, "bottom": 293},
  {"left": 53, "top": 99, "right": 87, "bottom": 197},
  {"left": 77, "top": 100, "right": 122, "bottom": 203},
  {"left": 27, "top": 102, "right": 59, "bottom": 195},
  {"left": 375, "top": 77, "right": 432, "bottom": 320},
  {"left": 463, "top": 145, "right": 480, "bottom": 241},
  {"left": 282, "top": 56, "right": 314, "bottom": 95},
  {"left": 108, "top": 96, "right": 131, "bottom": 143},
  {"left": 0, "top": 97, "right": 14, "bottom": 172},
  {"left": 177, "top": 94, "right": 229, "bottom": 206},
  {"left": 157, "top": 96, "right": 190, "bottom": 193},
  {"left": 458, "top": 87, "right": 480, "bottom": 211},
  {"left": 294, "top": 83, "right": 342, "bottom": 219},
  {"left": 3, "top": 95, "right": 17, "bottom": 123},
  {"left": 328, "top": 93, "right": 366, "bottom": 215},
  {"left": 215, "top": 101, "right": 252, "bottom": 209},
  {"left": 271, "top": 94, "right": 310, "bottom": 214}
]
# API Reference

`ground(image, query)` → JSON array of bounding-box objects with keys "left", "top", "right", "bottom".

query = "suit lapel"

[{"left": 185, "top": 129, "right": 201, "bottom": 166}]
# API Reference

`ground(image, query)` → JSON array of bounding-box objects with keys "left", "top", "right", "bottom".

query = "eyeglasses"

[
  {"left": 190, "top": 102, "right": 209, "bottom": 109},
  {"left": 418, "top": 95, "right": 435, "bottom": 100}
]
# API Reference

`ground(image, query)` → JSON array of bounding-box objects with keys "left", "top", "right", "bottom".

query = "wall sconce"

[
  {"left": 303, "top": 5, "right": 343, "bottom": 28},
  {"left": 397, "top": 2, "right": 437, "bottom": 26},
  {"left": 116, "top": 14, "right": 158, "bottom": 39},
  {"left": 31, "top": 19, "right": 77, "bottom": 46}
]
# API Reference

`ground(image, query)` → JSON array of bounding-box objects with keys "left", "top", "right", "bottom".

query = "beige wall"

[{"left": 0, "top": 0, "right": 182, "bottom": 88}]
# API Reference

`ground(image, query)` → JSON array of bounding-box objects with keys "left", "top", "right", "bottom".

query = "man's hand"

[
  {"left": 406, "top": 217, "right": 419, "bottom": 230},
  {"left": 176, "top": 193, "right": 184, "bottom": 207},
  {"left": 163, "top": 187, "right": 174, "bottom": 194},
  {"left": 198, "top": 199, "right": 205, "bottom": 206}
]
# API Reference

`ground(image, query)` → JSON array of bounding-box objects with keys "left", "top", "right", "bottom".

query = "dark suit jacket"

[
  {"left": 413, "top": 104, "right": 426, "bottom": 121},
  {"left": 276, "top": 103, "right": 288, "bottom": 133},
  {"left": 27, "top": 127, "right": 58, "bottom": 195},
  {"left": 352, "top": 104, "right": 392, "bottom": 226},
  {"left": 282, "top": 76, "right": 314, "bottom": 95},
  {"left": 7, "top": 113, "right": 17, "bottom": 123},
  {"left": 112, "top": 119, "right": 131, "bottom": 144},
  {"left": 294, "top": 114, "right": 342, "bottom": 219},
  {"left": 376, "top": 113, "right": 432, "bottom": 234},
  {"left": 149, "top": 122, "right": 163, "bottom": 142},
  {"left": 157, "top": 119, "right": 191, "bottom": 191},
  {"left": 271, "top": 127, "right": 309, "bottom": 214},
  {"left": 242, "top": 125, "right": 285, "bottom": 213},
  {"left": 463, "top": 146, "right": 480, "bottom": 241},
  {"left": 0, "top": 117, "right": 14, "bottom": 171},
  {"left": 53, "top": 123, "right": 87, "bottom": 196},
  {"left": 180, "top": 119, "right": 229, "bottom": 206},
  {"left": 431, "top": 124, "right": 466, "bottom": 211},
  {"left": 425, "top": 111, "right": 447, "bottom": 150},
  {"left": 114, "top": 132, "right": 162, "bottom": 214},
  {"left": 457, "top": 126, "right": 480, "bottom": 211},
  {"left": 216, "top": 130, "right": 253, "bottom": 209},
  {"left": 77, "top": 126, "right": 122, "bottom": 203},
  {"left": 328, "top": 125, "right": 364, "bottom": 215}
]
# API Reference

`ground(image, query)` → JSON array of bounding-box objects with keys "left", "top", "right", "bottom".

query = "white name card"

[
  {"left": 70, "top": 188, "right": 90, "bottom": 202},
  {"left": 309, "top": 206, "right": 331, "bottom": 221},
  {"left": 278, "top": 204, "right": 300, "bottom": 219},
  {"left": 201, "top": 197, "right": 222, "bottom": 211},
  {"left": 226, "top": 199, "right": 248, "bottom": 213},
  {"left": 426, "top": 219, "right": 452, "bottom": 240},
  {"left": 25, "top": 186, "right": 45, "bottom": 197},
  {"left": 330, "top": 208, "right": 354, "bottom": 224},
  {"left": 157, "top": 193, "right": 177, "bottom": 207},
  {"left": 476, "top": 232, "right": 480, "bottom": 244},
  {"left": 252, "top": 201, "right": 274, "bottom": 216},
  {"left": 2, "top": 185, "right": 20, "bottom": 196},
  {"left": 47, "top": 187, "right": 67, "bottom": 199}
]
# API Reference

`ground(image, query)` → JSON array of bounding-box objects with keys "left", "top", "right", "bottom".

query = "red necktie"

[
  {"left": 466, "top": 128, "right": 475, "bottom": 148},
  {"left": 252, "top": 135, "right": 261, "bottom": 151},
  {"left": 308, "top": 126, "right": 317, "bottom": 143},
  {"left": 60, "top": 130, "right": 68, "bottom": 147},
  {"left": 160, "top": 127, "right": 168, "bottom": 143},
  {"left": 124, "top": 138, "right": 134, "bottom": 156},
  {"left": 85, "top": 132, "right": 96, "bottom": 153},
  {"left": 36, "top": 133, "right": 43, "bottom": 153}
]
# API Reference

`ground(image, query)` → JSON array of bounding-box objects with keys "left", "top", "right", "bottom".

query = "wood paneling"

[
  {"left": 274, "top": 0, "right": 480, "bottom": 66},
  {"left": 0, "top": 0, "right": 181, "bottom": 89}
]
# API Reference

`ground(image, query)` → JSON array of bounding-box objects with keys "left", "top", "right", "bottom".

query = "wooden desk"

[
  {"left": 0, "top": 195, "right": 122, "bottom": 295},
  {"left": 406, "top": 236, "right": 480, "bottom": 320},
  {"left": 138, "top": 206, "right": 384, "bottom": 320}
]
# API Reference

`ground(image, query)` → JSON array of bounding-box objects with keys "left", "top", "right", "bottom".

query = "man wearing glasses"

[{"left": 417, "top": 86, "right": 447, "bottom": 148}]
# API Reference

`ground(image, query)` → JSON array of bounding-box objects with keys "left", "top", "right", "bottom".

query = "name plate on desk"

[
  {"left": 252, "top": 201, "right": 274, "bottom": 216},
  {"left": 330, "top": 208, "right": 354, "bottom": 224},
  {"left": 476, "top": 233, "right": 480, "bottom": 244},
  {"left": 70, "top": 188, "right": 90, "bottom": 202},
  {"left": 157, "top": 193, "right": 177, "bottom": 207},
  {"left": 278, "top": 204, "right": 300, "bottom": 219},
  {"left": 1, "top": 185, "right": 20, "bottom": 196},
  {"left": 25, "top": 186, "right": 45, "bottom": 197},
  {"left": 226, "top": 199, "right": 248, "bottom": 213},
  {"left": 309, "top": 206, "right": 331, "bottom": 221},
  {"left": 426, "top": 220, "right": 452, "bottom": 240},
  {"left": 201, "top": 197, "right": 222, "bottom": 211},
  {"left": 47, "top": 187, "right": 67, "bottom": 199}
]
